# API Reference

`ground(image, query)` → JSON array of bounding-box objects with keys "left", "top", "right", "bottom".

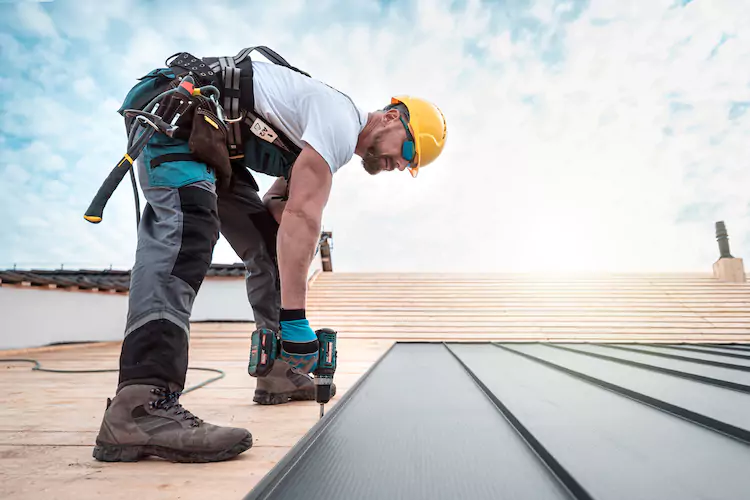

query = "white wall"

[
  {"left": 0, "top": 286, "right": 128, "bottom": 350},
  {"left": 191, "top": 278, "right": 254, "bottom": 322},
  {"left": 191, "top": 248, "right": 325, "bottom": 322},
  {"left": 0, "top": 249, "right": 327, "bottom": 349}
]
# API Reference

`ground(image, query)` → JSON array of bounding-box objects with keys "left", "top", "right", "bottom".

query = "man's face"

[{"left": 362, "top": 111, "right": 414, "bottom": 175}]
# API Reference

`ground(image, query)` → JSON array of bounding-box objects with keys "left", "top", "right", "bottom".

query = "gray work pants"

[{"left": 118, "top": 132, "right": 280, "bottom": 393}]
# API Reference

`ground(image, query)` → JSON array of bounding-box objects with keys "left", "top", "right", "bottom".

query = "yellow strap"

[
  {"left": 204, "top": 115, "right": 219, "bottom": 130},
  {"left": 117, "top": 154, "right": 134, "bottom": 168}
]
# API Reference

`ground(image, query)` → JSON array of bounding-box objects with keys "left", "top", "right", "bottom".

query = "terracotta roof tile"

[{"left": 0, "top": 263, "right": 247, "bottom": 292}]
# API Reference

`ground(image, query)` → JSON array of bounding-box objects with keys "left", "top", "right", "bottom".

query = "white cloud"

[
  {"left": 2, "top": 164, "right": 31, "bottom": 185},
  {"left": 55, "top": 0, "right": 135, "bottom": 42},
  {"left": 2, "top": 0, "right": 750, "bottom": 274},
  {"left": 72, "top": 76, "right": 98, "bottom": 98},
  {"left": 16, "top": 2, "right": 58, "bottom": 38}
]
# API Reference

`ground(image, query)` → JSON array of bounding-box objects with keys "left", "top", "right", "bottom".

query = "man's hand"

[
  {"left": 263, "top": 177, "right": 288, "bottom": 224},
  {"left": 277, "top": 145, "right": 332, "bottom": 310}
]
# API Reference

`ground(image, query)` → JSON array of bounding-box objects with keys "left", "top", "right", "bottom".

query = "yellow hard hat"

[{"left": 391, "top": 95, "right": 447, "bottom": 177}]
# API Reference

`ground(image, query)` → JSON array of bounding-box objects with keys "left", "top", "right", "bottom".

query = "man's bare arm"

[
  {"left": 277, "top": 145, "right": 332, "bottom": 309},
  {"left": 263, "top": 177, "right": 288, "bottom": 224}
]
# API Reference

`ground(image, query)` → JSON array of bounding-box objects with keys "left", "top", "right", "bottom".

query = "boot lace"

[{"left": 149, "top": 388, "right": 203, "bottom": 427}]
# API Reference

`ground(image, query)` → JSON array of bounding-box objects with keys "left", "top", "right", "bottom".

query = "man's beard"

[{"left": 361, "top": 133, "right": 386, "bottom": 175}]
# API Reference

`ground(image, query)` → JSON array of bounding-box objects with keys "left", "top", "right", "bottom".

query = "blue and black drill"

[{"left": 248, "top": 327, "right": 337, "bottom": 418}]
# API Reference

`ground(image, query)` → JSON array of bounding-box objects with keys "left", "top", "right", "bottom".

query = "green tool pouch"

[
  {"left": 118, "top": 68, "right": 177, "bottom": 134},
  {"left": 242, "top": 134, "right": 298, "bottom": 180}
]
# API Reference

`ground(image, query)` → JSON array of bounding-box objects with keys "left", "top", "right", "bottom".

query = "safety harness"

[
  {"left": 166, "top": 46, "right": 307, "bottom": 168},
  {"left": 84, "top": 46, "right": 312, "bottom": 227}
]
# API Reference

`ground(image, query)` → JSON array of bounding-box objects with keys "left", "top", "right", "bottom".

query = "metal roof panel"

[
  {"left": 559, "top": 343, "right": 750, "bottom": 388},
  {"left": 246, "top": 341, "right": 750, "bottom": 500},
  {"left": 246, "top": 343, "right": 573, "bottom": 500},
  {"left": 450, "top": 343, "right": 750, "bottom": 500},
  {"left": 510, "top": 343, "right": 750, "bottom": 431}
]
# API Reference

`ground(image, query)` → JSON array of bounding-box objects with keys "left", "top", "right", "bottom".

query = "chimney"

[
  {"left": 319, "top": 231, "right": 333, "bottom": 272},
  {"left": 712, "top": 221, "right": 746, "bottom": 283}
]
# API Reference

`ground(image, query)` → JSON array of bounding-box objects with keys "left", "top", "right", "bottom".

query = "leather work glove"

[{"left": 279, "top": 309, "right": 319, "bottom": 374}]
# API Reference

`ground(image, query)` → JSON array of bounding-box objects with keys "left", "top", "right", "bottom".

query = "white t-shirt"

[{"left": 251, "top": 61, "right": 368, "bottom": 174}]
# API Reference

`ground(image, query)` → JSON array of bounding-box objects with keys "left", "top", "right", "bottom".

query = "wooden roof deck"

[
  {"left": 0, "top": 335, "right": 392, "bottom": 499},
  {"left": 1, "top": 271, "right": 749, "bottom": 499},
  {"left": 306, "top": 272, "right": 750, "bottom": 342}
]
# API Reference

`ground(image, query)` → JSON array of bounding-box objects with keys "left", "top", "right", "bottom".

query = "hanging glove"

[{"left": 279, "top": 309, "right": 319, "bottom": 374}]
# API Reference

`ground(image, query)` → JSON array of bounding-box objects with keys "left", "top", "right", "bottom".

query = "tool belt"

[
  {"left": 165, "top": 46, "right": 308, "bottom": 183},
  {"left": 85, "top": 46, "right": 310, "bottom": 226}
]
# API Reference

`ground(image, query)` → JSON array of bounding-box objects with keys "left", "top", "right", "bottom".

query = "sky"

[{"left": 1, "top": 0, "right": 749, "bottom": 274}]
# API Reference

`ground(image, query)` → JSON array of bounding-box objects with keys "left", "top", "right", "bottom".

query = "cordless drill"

[
  {"left": 248, "top": 327, "right": 337, "bottom": 418},
  {"left": 313, "top": 328, "right": 337, "bottom": 418}
]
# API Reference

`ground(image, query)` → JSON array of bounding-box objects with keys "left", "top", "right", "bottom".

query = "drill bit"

[{"left": 320, "top": 404, "right": 325, "bottom": 419}]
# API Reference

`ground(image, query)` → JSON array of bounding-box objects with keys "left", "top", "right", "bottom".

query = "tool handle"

[
  {"left": 314, "top": 328, "right": 337, "bottom": 377},
  {"left": 84, "top": 75, "right": 195, "bottom": 224},
  {"left": 83, "top": 155, "right": 136, "bottom": 223},
  {"left": 84, "top": 125, "right": 154, "bottom": 224}
]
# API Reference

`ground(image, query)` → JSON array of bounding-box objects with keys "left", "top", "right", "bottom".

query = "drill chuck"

[{"left": 314, "top": 377, "right": 334, "bottom": 405}]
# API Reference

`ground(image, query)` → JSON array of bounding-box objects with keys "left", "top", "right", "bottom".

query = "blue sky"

[{"left": 1, "top": 0, "right": 749, "bottom": 273}]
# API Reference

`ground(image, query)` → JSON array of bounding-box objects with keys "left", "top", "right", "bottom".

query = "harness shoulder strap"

[
  {"left": 216, "top": 55, "right": 244, "bottom": 156},
  {"left": 239, "top": 46, "right": 311, "bottom": 77}
]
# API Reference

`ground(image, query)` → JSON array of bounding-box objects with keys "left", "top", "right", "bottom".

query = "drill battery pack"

[{"left": 248, "top": 328, "right": 279, "bottom": 377}]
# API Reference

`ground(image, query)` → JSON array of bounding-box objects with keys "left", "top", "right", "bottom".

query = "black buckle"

[{"left": 167, "top": 52, "right": 215, "bottom": 83}]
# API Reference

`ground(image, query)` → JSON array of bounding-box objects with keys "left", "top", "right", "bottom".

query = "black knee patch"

[
  {"left": 172, "top": 186, "right": 219, "bottom": 292},
  {"left": 119, "top": 319, "right": 189, "bottom": 390}
]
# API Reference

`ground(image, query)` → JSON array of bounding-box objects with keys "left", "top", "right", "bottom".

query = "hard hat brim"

[{"left": 391, "top": 96, "right": 423, "bottom": 172}]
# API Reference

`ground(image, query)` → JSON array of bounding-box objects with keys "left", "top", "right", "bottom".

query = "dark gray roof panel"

[
  {"left": 638, "top": 344, "right": 750, "bottom": 366},
  {"left": 567, "top": 343, "right": 750, "bottom": 387},
  {"left": 245, "top": 341, "right": 750, "bottom": 500},
  {"left": 451, "top": 343, "right": 750, "bottom": 500},
  {"left": 510, "top": 343, "right": 750, "bottom": 431},
  {"left": 247, "top": 343, "right": 572, "bottom": 500},
  {"left": 664, "top": 344, "right": 750, "bottom": 360},
  {"left": 711, "top": 344, "right": 750, "bottom": 352},
  {"left": 610, "top": 344, "right": 750, "bottom": 369}
]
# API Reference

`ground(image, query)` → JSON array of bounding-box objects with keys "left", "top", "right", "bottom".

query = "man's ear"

[{"left": 382, "top": 108, "right": 400, "bottom": 125}]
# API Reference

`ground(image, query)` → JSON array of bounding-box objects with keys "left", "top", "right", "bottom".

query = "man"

[{"left": 92, "top": 47, "right": 447, "bottom": 464}]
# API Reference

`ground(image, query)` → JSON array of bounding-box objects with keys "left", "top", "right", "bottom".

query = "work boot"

[
  {"left": 253, "top": 360, "right": 337, "bottom": 405},
  {"left": 92, "top": 384, "right": 252, "bottom": 463}
]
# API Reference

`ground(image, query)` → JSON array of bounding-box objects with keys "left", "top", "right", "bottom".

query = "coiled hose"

[{"left": 0, "top": 357, "right": 224, "bottom": 395}]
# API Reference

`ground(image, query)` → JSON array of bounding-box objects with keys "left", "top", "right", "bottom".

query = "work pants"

[{"left": 117, "top": 132, "right": 281, "bottom": 393}]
